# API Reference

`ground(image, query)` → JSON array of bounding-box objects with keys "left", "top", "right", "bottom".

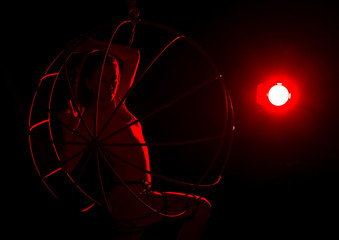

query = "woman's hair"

[{"left": 75, "top": 50, "right": 120, "bottom": 108}]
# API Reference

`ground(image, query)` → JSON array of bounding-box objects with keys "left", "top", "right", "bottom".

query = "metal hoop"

[{"left": 28, "top": 20, "right": 234, "bottom": 220}]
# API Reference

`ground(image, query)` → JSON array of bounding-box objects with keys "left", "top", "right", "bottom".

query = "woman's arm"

[
  {"left": 75, "top": 38, "right": 140, "bottom": 101},
  {"left": 109, "top": 43, "right": 140, "bottom": 101}
]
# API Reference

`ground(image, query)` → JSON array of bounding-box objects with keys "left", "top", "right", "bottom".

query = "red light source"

[
  {"left": 268, "top": 83, "right": 291, "bottom": 106},
  {"left": 257, "top": 76, "right": 298, "bottom": 113}
]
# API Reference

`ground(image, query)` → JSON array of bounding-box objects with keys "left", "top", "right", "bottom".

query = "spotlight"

[
  {"left": 268, "top": 83, "right": 291, "bottom": 106},
  {"left": 257, "top": 77, "right": 298, "bottom": 113}
]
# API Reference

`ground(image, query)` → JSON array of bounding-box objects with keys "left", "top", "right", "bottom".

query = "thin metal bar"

[
  {"left": 72, "top": 150, "right": 94, "bottom": 189},
  {"left": 94, "top": 20, "right": 133, "bottom": 137},
  {"left": 195, "top": 78, "right": 229, "bottom": 185},
  {"left": 101, "top": 75, "right": 227, "bottom": 197},
  {"left": 46, "top": 52, "right": 90, "bottom": 142},
  {"left": 43, "top": 167, "right": 62, "bottom": 179},
  {"left": 30, "top": 87, "right": 90, "bottom": 142},
  {"left": 142, "top": 21, "right": 220, "bottom": 74},
  {"left": 75, "top": 184, "right": 103, "bottom": 207},
  {"left": 30, "top": 53, "right": 90, "bottom": 201},
  {"left": 95, "top": 151, "right": 112, "bottom": 213},
  {"left": 49, "top": 110, "right": 90, "bottom": 142},
  {"left": 61, "top": 141, "right": 88, "bottom": 145},
  {"left": 29, "top": 119, "right": 49, "bottom": 132},
  {"left": 29, "top": 72, "right": 90, "bottom": 142},
  {"left": 94, "top": 62, "right": 102, "bottom": 137},
  {"left": 80, "top": 203, "right": 95, "bottom": 212},
  {"left": 45, "top": 50, "right": 65, "bottom": 75},
  {"left": 97, "top": 35, "right": 184, "bottom": 139},
  {"left": 168, "top": 79, "right": 229, "bottom": 211},
  {"left": 102, "top": 134, "right": 225, "bottom": 147},
  {"left": 64, "top": 64, "right": 93, "bottom": 137},
  {"left": 29, "top": 133, "right": 59, "bottom": 199},
  {"left": 48, "top": 53, "right": 76, "bottom": 164},
  {"left": 59, "top": 146, "right": 89, "bottom": 168},
  {"left": 100, "top": 75, "right": 220, "bottom": 142},
  {"left": 41, "top": 179, "right": 59, "bottom": 199},
  {"left": 219, "top": 88, "right": 235, "bottom": 174},
  {"left": 28, "top": 73, "right": 58, "bottom": 131},
  {"left": 98, "top": 148, "right": 187, "bottom": 218},
  {"left": 163, "top": 82, "right": 232, "bottom": 214},
  {"left": 61, "top": 149, "right": 103, "bottom": 207},
  {"left": 40, "top": 73, "right": 59, "bottom": 83},
  {"left": 101, "top": 146, "right": 220, "bottom": 188}
]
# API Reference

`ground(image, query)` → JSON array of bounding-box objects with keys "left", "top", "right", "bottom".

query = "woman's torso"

[{"left": 60, "top": 103, "right": 151, "bottom": 183}]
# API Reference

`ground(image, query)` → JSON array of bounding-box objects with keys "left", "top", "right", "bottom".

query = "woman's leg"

[
  {"left": 108, "top": 186, "right": 211, "bottom": 240},
  {"left": 163, "top": 192, "right": 211, "bottom": 240}
]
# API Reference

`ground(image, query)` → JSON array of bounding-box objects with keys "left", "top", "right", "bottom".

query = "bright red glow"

[
  {"left": 43, "top": 167, "right": 62, "bottom": 179},
  {"left": 257, "top": 76, "right": 299, "bottom": 113},
  {"left": 80, "top": 203, "right": 96, "bottom": 212},
  {"left": 29, "top": 119, "right": 49, "bottom": 132},
  {"left": 268, "top": 83, "right": 291, "bottom": 106}
]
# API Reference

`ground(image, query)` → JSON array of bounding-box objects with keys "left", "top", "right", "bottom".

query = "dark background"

[{"left": 3, "top": 0, "right": 339, "bottom": 238}]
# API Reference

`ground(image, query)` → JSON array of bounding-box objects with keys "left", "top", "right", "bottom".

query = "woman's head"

[{"left": 76, "top": 50, "right": 121, "bottom": 108}]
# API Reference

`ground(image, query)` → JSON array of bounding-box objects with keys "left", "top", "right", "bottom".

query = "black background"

[{"left": 3, "top": 0, "right": 339, "bottom": 238}]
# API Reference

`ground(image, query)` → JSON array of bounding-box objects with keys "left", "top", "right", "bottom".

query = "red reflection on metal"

[
  {"left": 29, "top": 119, "right": 49, "bottom": 132},
  {"left": 43, "top": 167, "right": 62, "bottom": 179},
  {"left": 80, "top": 203, "right": 95, "bottom": 212}
]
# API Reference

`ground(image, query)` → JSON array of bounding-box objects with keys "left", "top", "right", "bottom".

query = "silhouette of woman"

[{"left": 60, "top": 38, "right": 211, "bottom": 240}]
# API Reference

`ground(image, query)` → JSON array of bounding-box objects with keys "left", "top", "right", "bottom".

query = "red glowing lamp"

[
  {"left": 257, "top": 76, "right": 298, "bottom": 112},
  {"left": 268, "top": 83, "right": 291, "bottom": 106}
]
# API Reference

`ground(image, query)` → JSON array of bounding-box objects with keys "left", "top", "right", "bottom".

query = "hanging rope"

[
  {"left": 126, "top": 0, "right": 140, "bottom": 21},
  {"left": 126, "top": 0, "right": 140, "bottom": 47}
]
